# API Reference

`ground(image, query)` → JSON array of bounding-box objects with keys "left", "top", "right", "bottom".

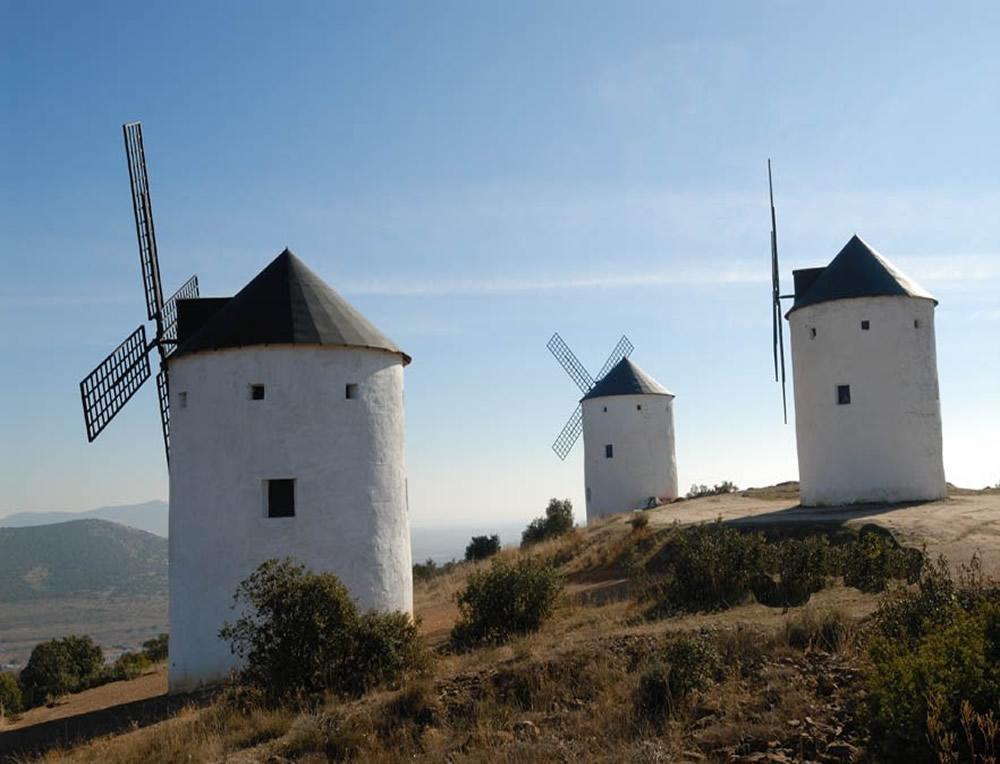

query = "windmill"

[
  {"left": 79, "top": 122, "right": 199, "bottom": 462},
  {"left": 546, "top": 333, "right": 634, "bottom": 459},
  {"left": 768, "top": 158, "right": 790, "bottom": 424}
]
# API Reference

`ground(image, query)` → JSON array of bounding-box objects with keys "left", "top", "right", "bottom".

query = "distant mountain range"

[
  {"left": 0, "top": 500, "right": 168, "bottom": 537},
  {"left": 0, "top": 519, "right": 168, "bottom": 602}
]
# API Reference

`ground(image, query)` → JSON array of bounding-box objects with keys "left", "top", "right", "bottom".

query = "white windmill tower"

[
  {"left": 79, "top": 123, "right": 413, "bottom": 693},
  {"left": 767, "top": 162, "right": 946, "bottom": 506},
  {"left": 548, "top": 334, "right": 678, "bottom": 523}
]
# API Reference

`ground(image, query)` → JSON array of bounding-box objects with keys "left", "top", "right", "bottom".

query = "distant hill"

[
  {"left": 0, "top": 500, "right": 168, "bottom": 537},
  {"left": 0, "top": 519, "right": 167, "bottom": 601}
]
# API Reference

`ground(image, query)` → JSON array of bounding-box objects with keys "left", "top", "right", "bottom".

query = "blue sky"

[{"left": 2, "top": 1, "right": 998, "bottom": 525}]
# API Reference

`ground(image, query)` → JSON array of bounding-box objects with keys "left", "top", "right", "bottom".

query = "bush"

[
  {"left": 521, "top": 499, "right": 574, "bottom": 547},
  {"left": 686, "top": 481, "right": 738, "bottom": 499},
  {"left": 629, "top": 513, "right": 650, "bottom": 533},
  {"left": 782, "top": 607, "right": 855, "bottom": 652},
  {"left": 19, "top": 635, "right": 104, "bottom": 707},
  {"left": 0, "top": 672, "right": 23, "bottom": 718},
  {"left": 635, "top": 636, "right": 720, "bottom": 726},
  {"left": 465, "top": 534, "right": 501, "bottom": 562},
  {"left": 839, "top": 528, "right": 924, "bottom": 593},
  {"left": 220, "top": 558, "right": 427, "bottom": 702},
  {"left": 142, "top": 633, "right": 169, "bottom": 662},
  {"left": 451, "top": 556, "right": 563, "bottom": 647},
  {"left": 109, "top": 651, "right": 152, "bottom": 682},
  {"left": 863, "top": 555, "right": 1000, "bottom": 761},
  {"left": 763, "top": 536, "right": 832, "bottom": 607}
]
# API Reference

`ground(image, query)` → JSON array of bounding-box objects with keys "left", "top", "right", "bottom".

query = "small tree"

[
  {"left": 142, "top": 633, "right": 169, "bottom": 662},
  {"left": 465, "top": 534, "right": 501, "bottom": 562},
  {"left": 0, "top": 672, "right": 23, "bottom": 719},
  {"left": 220, "top": 558, "right": 425, "bottom": 702},
  {"left": 451, "top": 557, "right": 562, "bottom": 647},
  {"left": 19, "top": 635, "right": 104, "bottom": 707},
  {"left": 521, "top": 499, "right": 574, "bottom": 547}
]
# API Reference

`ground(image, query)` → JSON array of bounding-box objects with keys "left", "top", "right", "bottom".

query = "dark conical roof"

[
  {"left": 581, "top": 358, "right": 673, "bottom": 401},
  {"left": 788, "top": 234, "right": 935, "bottom": 315},
  {"left": 174, "top": 249, "right": 410, "bottom": 363}
]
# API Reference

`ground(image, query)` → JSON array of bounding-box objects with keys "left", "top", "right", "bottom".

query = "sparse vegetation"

[
  {"left": 411, "top": 557, "right": 458, "bottom": 582},
  {"left": 451, "top": 556, "right": 563, "bottom": 647},
  {"left": 464, "top": 534, "right": 501, "bottom": 561},
  {"left": 629, "top": 512, "right": 649, "bottom": 533},
  {"left": 0, "top": 671, "right": 23, "bottom": 718},
  {"left": 219, "top": 558, "right": 427, "bottom": 702},
  {"left": 141, "top": 633, "right": 168, "bottom": 662},
  {"left": 686, "top": 480, "right": 738, "bottom": 499},
  {"left": 521, "top": 498, "right": 574, "bottom": 547},
  {"left": 635, "top": 635, "right": 721, "bottom": 727}
]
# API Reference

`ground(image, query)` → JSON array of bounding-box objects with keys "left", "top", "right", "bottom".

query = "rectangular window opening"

[
  {"left": 345, "top": 383, "right": 359, "bottom": 399},
  {"left": 250, "top": 384, "right": 265, "bottom": 401},
  {"left": 914, "top": 319, "right": 920, "bottom": 328},
  {"left": 178, "top": 391, "right": 187, "bottom": 409},
  {"left": 810, "top": 327, "right": 817, "bottom": 338},
  {"left": 636, "top": 404, "right": 642, "bottom": 410},
  {"left": 267, "top": 479, "right": 295, "bottom": 518},
  {"left": 605, "top": 444, "right": 614, "bottom": 459},
  {"left": 861, "top": 320, "right": 870, "bottom": 331},
  {"left": 837, "top": 384, "right": 852, "bottom": 406}
]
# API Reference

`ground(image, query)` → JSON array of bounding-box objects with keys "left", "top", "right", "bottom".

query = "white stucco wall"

[
  {"left": 166, "top": 345, "right": 411, "bottom": 693},
  {"left": 581, "top": 393, "right": 678, "bottom": 523},
  {"left": 789, "top": 295, "right": 946, "bottom": 506}
]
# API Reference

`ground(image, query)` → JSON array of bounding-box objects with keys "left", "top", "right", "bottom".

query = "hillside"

[
  {"left": 0, "top": 519, "right": 167, "bottom": 602},
  {"left": 0, "top": 501, "right": 168, "bottom": 538},
  {"left": 8, "top": 489, "right": 998, "bottom": 763}
]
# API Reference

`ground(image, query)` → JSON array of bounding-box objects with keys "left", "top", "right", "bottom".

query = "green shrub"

[
  {"left": 521, "top": 499, "right": 574, "bottom": 547},
  {"left": 839, "top": 529, "right": 924, "bottom": 593},
  {"left": 109, "top": 651, "right": 152, "bottom": 682},
  {"left": 451, "top": 556, "right": 563, "bottom": 647},
  {"left": 635, "top": 636, "right": 720, "bottom": 726},
  {"left": 220, "top": 558, "right": 427, "bottom": 702},
  {"left": 863, "top": 555, "right": 1000, "bottom": 761},
  {"left": 465, "top": 534, "right": 501, "bottom": 562},
  {"left": 19, "top": 635, "right": 104, "bottom": 707},
  {"left": 646, "top": 522, "right": 769, "bottom": 614},
  {"left": 762, "top": 536, "right": 832, "bottom": 607},
  {"left": 142, "top": 633, "right": 169, "bottom": 662},
  {"left": 0, "top": 672, "right": 23, "bottom": 718}
]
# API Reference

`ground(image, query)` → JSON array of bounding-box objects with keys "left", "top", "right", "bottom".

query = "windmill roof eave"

[
  {"left": 172, "top": 249, "right": 411, "bottom": 365},
  {"left": 786, "top": 234, "right": 937, "bottom": 317},
  {"left": 581, "top": 357, "right": 674, "bottom": 401}
]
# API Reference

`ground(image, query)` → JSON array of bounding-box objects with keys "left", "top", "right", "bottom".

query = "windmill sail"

[
  {"left": 80, "top": 325, "right": 152, "bottom": 442},
  {"left": 124, "top": 122, "right": 165, "bottom": 326},
  {"left": 552, "top": 405, "right": 584, "bottom": 460},
  {"left": 768, "top": 159, "right": 788, "bottom": 424},
  {"left": 546, "top": 333, "right": 595, "bottom": 394},
  {"left": 160, "top": 274, "right": 200, "bottom": 355}
]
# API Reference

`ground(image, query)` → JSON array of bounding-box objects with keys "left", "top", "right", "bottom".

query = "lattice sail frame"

[
  {"left": 548, "top": 334, "right": 634, "bottom": 460},
  {"left": 80, "top": 325, "right": 152, "bottom": 442},
  {"left": 160, "top": 274, "right": 200, "bottom": 356},
  {"left": 124, "top": 122, "right": 165, "bottom": 325}
]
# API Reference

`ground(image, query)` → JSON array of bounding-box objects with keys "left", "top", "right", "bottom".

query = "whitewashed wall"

[
  {"left": 166, "top": 345, "right": 411, "bottom": 693},
  {"left": 581, "top": 393, "right": 677, "bottom": 523},
  {"left": 789, "top": 296, "right": 946, "bottom": 506}
]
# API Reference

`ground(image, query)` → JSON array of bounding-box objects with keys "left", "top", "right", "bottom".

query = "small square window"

[
  {"left": 605, "top": 444, "right": 614, "bottom": 459},
  {"left": 810, "top": 327, "right": 817, "bottom": 338},
  {"left": 267, "top": 479, "right": 295, "bottom": 518},
  {"left": 861, "top": 320, "right": 870, "bottom": 330},
  {"left": 636, "top": 404, "right": 642, "bottom": 411},
  {"left": 837, "top": 385, "right": 851, "bottom": 405},
  {"left": 178, "top": 391, "right": 187, "bottom": 408},
  {"left": 602, "top": 406, "right": 607, "bottom": 412},
  {"left": 345, "top": 383, "right": 359, "bottom": 399},
  {"left": 914, "top": 319, "right": 920, "bottom": 328},
  {"left": 250, "top": 384, "right": 265, "bottom": 400}
]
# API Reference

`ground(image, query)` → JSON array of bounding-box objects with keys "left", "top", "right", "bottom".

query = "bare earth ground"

[{"left": 3, "top": 488, "right": 998, "bottom": 760}]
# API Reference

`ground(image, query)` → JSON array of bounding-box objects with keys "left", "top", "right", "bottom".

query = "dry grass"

[{"left": 30, "top": 492, "right": 1000, "bottom": 763}]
